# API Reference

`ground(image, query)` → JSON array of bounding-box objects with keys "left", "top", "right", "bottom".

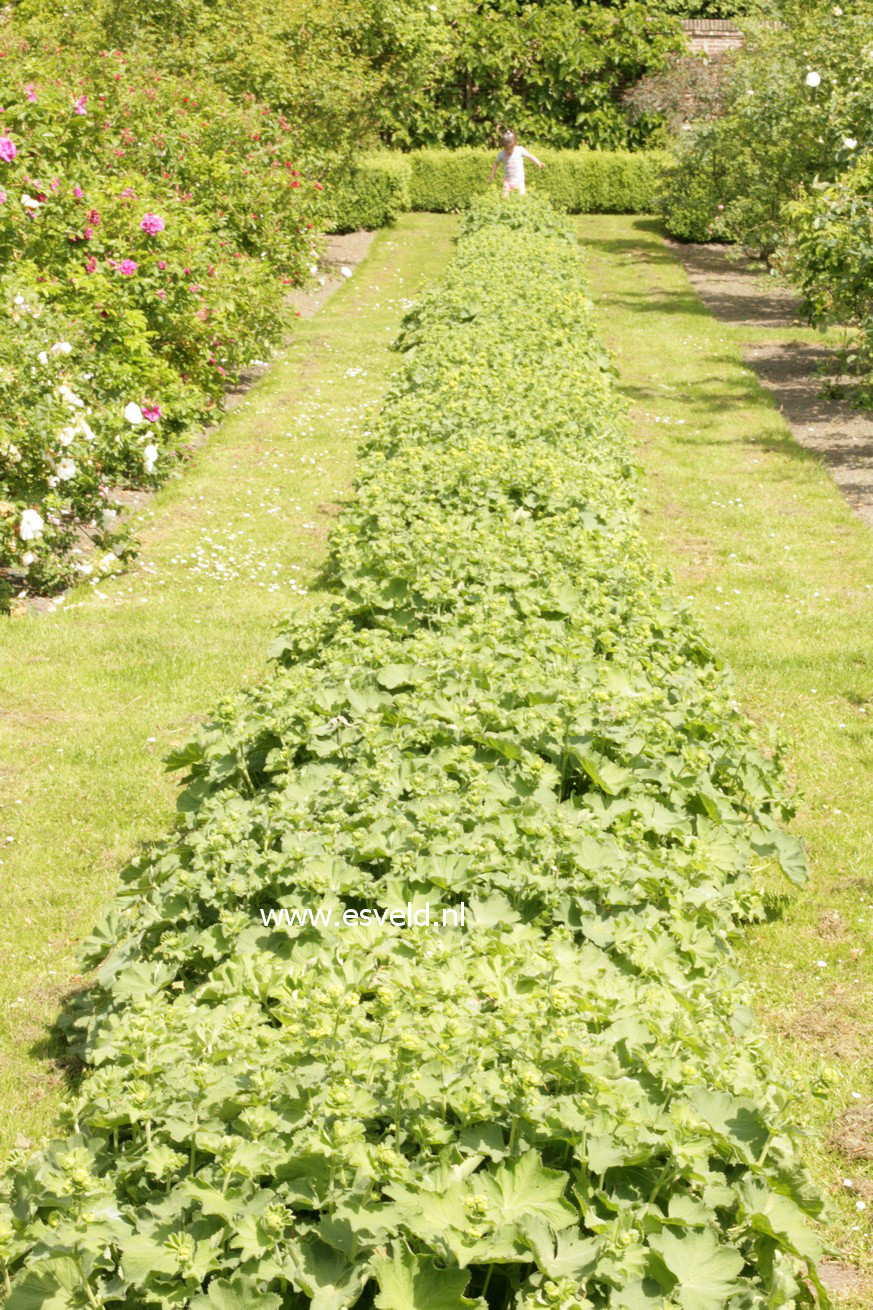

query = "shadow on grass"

[{"left": 615, "top": 358, "right": 835, "bottom": 471}]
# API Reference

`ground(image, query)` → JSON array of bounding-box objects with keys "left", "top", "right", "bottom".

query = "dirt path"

[
  {"left": 287, "top": 231, "right": 376, "bottom": 320},
  {"left": 671, "top": 241, "right": 873, "bottom": 531}
]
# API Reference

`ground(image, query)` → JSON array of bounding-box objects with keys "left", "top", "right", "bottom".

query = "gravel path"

[{"left": 671, "top": 241, "right": 873, "bottom": 531}]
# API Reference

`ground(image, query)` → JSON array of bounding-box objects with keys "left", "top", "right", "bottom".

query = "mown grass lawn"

[
  {"left": 0, "top": 214, "right": 459, "bottom": 1153},
  {"left": 582, "top": 215, "right": 873, "bottom": 1297}
]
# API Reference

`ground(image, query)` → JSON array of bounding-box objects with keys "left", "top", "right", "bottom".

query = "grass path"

[
  {"left": 581, "top": 216, "right": 873, "bottom": 1295},
  {"left": 0, "top": 213, "right": 459, "bottom": 1152}
]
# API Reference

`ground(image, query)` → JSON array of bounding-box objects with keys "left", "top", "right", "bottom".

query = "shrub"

[
  {"left": 0, "top": 197, "right": 826, "bottom": 1310},
  {"left": 659, "top": 0, "right": 873, "bottom": 252},
  {"left": 656, "top": 123, "right": 732, "bottom": 242},
  {"left": 778, "top": 157, "right": 873, "bottom": 402},
  {"left": 533, "top": 148, "right": 669, "bottom": 214},
  {"left": 407, "top": 148, "right": 490, "bottom": 212},
  {"left": 326, "top": 154, "right": 411, "bottom": 233},
  {"left": 0, "top": 36, "right": 326, "bottom": 593}
]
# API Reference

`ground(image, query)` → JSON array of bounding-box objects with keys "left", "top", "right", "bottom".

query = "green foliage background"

[{"left": 11, "top": 0, "right": 689, "bottom": 155}]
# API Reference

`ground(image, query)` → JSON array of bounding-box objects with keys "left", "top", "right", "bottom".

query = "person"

[{"left": 489, "top": 131, "right": 544, "bottom": 197}]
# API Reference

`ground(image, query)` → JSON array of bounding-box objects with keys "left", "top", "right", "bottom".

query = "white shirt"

[{"left": 496, "top": 146, "right": 532, "bottom": 185}]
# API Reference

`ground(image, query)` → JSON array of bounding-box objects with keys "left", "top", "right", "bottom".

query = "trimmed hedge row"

[
  {"left": 1, "top": 197, "right": 825, "bottom": 1310},
  {"left": 327, "top": 148, "right": 669, "bottom": 231}
]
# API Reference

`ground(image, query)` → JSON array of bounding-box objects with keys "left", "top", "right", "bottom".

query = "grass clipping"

[{"left": 1, "top": 197, "right": 830, "bottom": 1310}]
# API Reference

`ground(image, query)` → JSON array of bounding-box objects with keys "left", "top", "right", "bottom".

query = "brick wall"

[{"left": 682, "top": 19, "right": 745, "bottom": 56}]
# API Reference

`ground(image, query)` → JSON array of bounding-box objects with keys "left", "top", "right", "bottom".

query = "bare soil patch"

[
  {"left": 818, "top": 1259, "right": 871, "bottom": 1302},
  {"left": 672, "top": 241, "right": 873, "bottom": 531},
  {"left": 287, "top": 230, "right": 376, "bottom": 320},
  {"left": 830, "top": 1102, "right": 873, "bottom": 1163}
]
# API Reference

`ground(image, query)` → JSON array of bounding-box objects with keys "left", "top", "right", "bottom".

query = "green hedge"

[
  {"left": 409, "top": 147, "right": 670, "bottom": 215},
  {"left": 325, "top": 153, "right": 411, "bottom": 233},
  {"left": 327, "top": 148, "right": 669, "bottom": 230}
]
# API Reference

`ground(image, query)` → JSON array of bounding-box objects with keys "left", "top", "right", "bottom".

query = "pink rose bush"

[
  {"left": 0, "top": 39, "right": 329, "bottom": 600},
  {"left": 139, "top": 211, "right": 165, "bottom": 234}
]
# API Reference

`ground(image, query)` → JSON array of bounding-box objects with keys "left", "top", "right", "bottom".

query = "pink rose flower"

[
  {"left": 85, "top": 256, "right": 97, "bottom": 273},
  {"left": 73, "top": 184, "right": 83, "bottom": 198},
  {"left": 83, "top": 225, "right": 94, "bottom": 240},
  {"left": 157, "top": 259, "right": 167, "bottom": 270},
  {"left": 73, "top": 95, "right": 87, "bottom": 115},
  {"left": 156, "top": 289, "right": 165, "bottom": 299},
  {"left": 0, "top": 190, "right": 6, "bottom": 204},
  {"left": 25, "top": 83, "right": 37, "bottom": 104},
  {"left": 142, "top": 404, "right": 162, "bottom": 421},
  {"left": 139, "top": 212, "right": 165, "bottom": 234},
  {"left": 118, "top": 259, "right": 138, "bottom": 275},
  {"left": 121, "top": 187, "right": 137, "bottom": 199},
  {"left": 50, "top": 177, "right": 61, "bottom": 192},
  {"left": 0, "top": 137, "right": 17, "bottom": 163}
]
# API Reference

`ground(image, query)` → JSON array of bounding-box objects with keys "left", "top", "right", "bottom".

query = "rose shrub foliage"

[{"left": 0, "top": 34, "right": 327, "bottom": 593}]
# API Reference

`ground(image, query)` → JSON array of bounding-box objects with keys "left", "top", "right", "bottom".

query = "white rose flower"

[
  {"left": 309, "top": 264, "right": 318, "bottom": 275},
  {"left": 143, "top": 443, "right": 159, "bottom": 473},
  {"left": 844, "top": 137, "right": 858, "bottom": 149},
  {"left": 58, "top": 426, "right": 76, "bottom": 447},
  {"left": 51, "top": 341, "right": 73, "bottom": 356},
  {"left": 21, "top": 194, "right": 41, "bottom": 210},
  {"left": 19, "top": 509, "right": 44, "bottom": 540},
  {"left": 77, "top": 562, "right": 93, "bottom": 575},
  {"left": 57, "top": 457, "right": 76, "bottom": 481},
  {"left": 79, "top": 418, "right": 96, "bottom": 442},
  {"left": 21, "top": 550, "right": 35, "bottom": 567},
  {"left": 805, "top": 71, "right": 821, "bottom": 87},
  {"left": 38, "top": 350, "right": 49, "bottom": 365},
  {"left": 59, "top": 384, "right": 85, "bottom": 408},
  {"left": 13, "top": 293, "right": 25, "bottom": 307},
  {"left": 125, "top": 401, "right": 144, "bottom": 425}
]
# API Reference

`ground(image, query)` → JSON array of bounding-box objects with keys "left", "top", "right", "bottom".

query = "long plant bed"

[{"left": 1, "top": 197, "right": 827, "bottom": 1310}]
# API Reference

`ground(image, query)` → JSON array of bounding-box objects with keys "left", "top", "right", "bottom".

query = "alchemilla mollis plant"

[{"left": 0, "top": 196, "right": 829, "bottom": 1309}]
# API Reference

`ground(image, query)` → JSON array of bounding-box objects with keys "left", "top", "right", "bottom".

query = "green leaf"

[
  {"left": 6, "top": 1261, "right": 82, "bottom": 1310},
  {"left": 473, "top": 1151, "right": 577, "bottom": 1230},
  {"left": 520, "top": 1217, "right": 599, "bottom": 1279},
  {"left": 648, "top": 1230, "right": 744, "bottom": 1310},
  {"left": 121, "top": 1232, "right": 179, "bottom": 1282},
  {"left": 376, "top": 664, "right": 425, "bottom": 690},
  {"left": 189, "top": 1275, "right": 282, "bottom": 1310},
  {"left": 293, "top": 1235, "right": 369, "bottom": 1310},
  {"left": 739, "top": 1181, "right": 823, "bottom": 1263},
  {"left": 373, "top": 1242, "right": 481, "bottom": 1310},
  {"left": 751, "top": 829, "right": 809, "bottom": 886}
]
